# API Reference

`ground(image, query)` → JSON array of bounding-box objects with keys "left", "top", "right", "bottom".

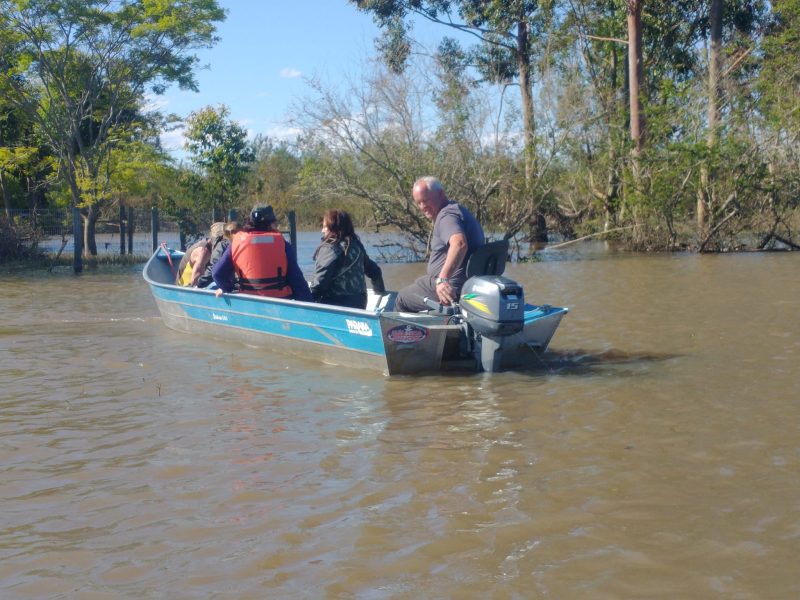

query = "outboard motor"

[{"left": 459, "top": 275, "right": 525, "bottom": 371}]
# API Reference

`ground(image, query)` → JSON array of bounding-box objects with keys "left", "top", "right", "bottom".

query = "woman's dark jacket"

[
  {"left": 196, "top": 236, "right": 228, "bottom": 288},
  {"left": 310, "top": 236, "right": 385, "bottom": 309}
]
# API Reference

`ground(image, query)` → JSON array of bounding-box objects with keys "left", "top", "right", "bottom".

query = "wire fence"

[
  {"left": 1, "top": 207, "right": 301, "bottom": 271},
  {"left": 4, "top": 207, "right": 184, "bottom": 258}
]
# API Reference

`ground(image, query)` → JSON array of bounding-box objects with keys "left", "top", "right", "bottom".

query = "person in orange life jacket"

[
  {"left": 175, "top": 224, "right": 219, "bottom": 287},
  {"left": 211, "top": 205, "right": 312, "bottom": 301}
]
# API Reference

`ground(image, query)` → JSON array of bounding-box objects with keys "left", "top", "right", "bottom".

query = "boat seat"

[
  {"left": 417, "top": 239, "right": 510, "bottom": 315},
  {"left": 367, "top": 290, "right": 396, "bottom": 312},
  {"left": 465, "top": 239, "right": 509, "bottom": 278}
]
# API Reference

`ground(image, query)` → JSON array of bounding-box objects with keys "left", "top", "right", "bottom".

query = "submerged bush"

[{"left": 0, "top": 214, "right": 43, "bottom": 262}]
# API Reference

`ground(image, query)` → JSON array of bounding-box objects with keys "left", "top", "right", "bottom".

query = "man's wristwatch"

[{"left": 435, "top": 277, "right": 449, "bottom": 285}]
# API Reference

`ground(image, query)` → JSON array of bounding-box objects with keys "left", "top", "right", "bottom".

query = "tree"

[
  {"left": 626, "top": 0, "right": 643, "bottom": 174},
  {"left": 183, "top": 104, "right": 256, "bottom": 217},
  {"left": 292, "top": 66, "right": 432, "bottom": 254},
  {"left": 0, "top": 0, "right": 225, "bottom": 255},
  {"left": 753, "top": 0, "right": 800, "bottom": 250},
  {"left": 759, "top": 0, "right": 800, "bottom": 136},
  {"left": 0, "top": 101, "right": 56, "bottom": 214},
  {"left": 352, "top": 0, "right": 554, "bottom": 242},
  {"left": 696, "top": 0, "right": 722, "bottom": 235},
  {"left": 242, "top": 136, "right": 306, "bottom": 221}
]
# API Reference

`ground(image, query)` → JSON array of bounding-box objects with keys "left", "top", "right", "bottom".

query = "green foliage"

[
  {"left": 758, "top": 0, "right": 800, "bottom": 135},
  {"left": 0, "top": 0, "right": 224, "bottom": 254},
  {"left": 108, "top": 139, "right": 174, "bottom": 204},
  {"left": 240, "top": 135, "right": 306, "bottom": 222},
  {"left": 183, "top": 104, "right": 256, "bottom": 215}
]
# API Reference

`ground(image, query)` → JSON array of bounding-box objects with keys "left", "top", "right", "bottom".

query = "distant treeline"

[{"left": 1, "top": 1, "right": 798, "bottom": 264}]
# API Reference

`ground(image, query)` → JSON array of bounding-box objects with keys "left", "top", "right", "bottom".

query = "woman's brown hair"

[{"left": 322, "top": 209, "right": 357, "bottom": 242}]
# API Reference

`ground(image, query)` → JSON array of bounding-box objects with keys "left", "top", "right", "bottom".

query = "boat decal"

[
  {"left": 346, "top": 319, "right": 373, "bottom": 337},
  {"left": 462, "top": 297, "right": 491, "bottom": 315},
  {"left": 211, "top": 313, "right": 229, "bottom": 321},
  {"left": 386, "top": 324, "right": 427, "bottom": 344}
]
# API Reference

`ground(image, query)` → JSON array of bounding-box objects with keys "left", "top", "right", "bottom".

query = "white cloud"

[
  {"left": 280, "top": 67, "right": 302, "bottom": 79},
  {"left": 160, "top": 126, "right": 186, "bottom": 153},
  {"left": 266, "top": 124, "right": 302, "bottom": 141},
  {"left": 158, "top": 120, "right": 302, "bottom": 157}
]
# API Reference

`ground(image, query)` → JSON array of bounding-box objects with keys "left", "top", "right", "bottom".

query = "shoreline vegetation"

[
  {"left": 1, "top": 2, "right": 798, "bottom": 267},
  {"left": 3, "top": 224, "right": 798, "bottom": 278}
]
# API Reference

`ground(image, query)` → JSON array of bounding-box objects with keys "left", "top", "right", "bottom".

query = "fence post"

[
  {"left": 151, "top": 207, "right": 159, "bottom": 253},
  {"left": 176, "top": 208, "right": 186, "bottom": 251},
  {"left": 288, "top": 210, "right": 297, "bottom": 250},
  {"left": 127, "top": 207, "right": 134, "bottom": 254},
  {"left": 119, "top": 205, "right": 126, "bottom": 255},
  {"left": 72, "top": 207, "right": 83, "bottom": 273}
]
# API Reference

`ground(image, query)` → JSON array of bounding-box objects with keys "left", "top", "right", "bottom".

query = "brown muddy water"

[{"left": 1, "top": 248, "right": 798, "bottom": 599}]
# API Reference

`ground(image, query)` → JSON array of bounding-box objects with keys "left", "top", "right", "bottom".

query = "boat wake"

[{"left": 514, "top": 347, "right": 681, "bottom": 376}]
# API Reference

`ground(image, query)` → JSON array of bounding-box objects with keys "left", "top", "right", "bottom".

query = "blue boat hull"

[{"left": 143, "top": 247, "right": 567, "bottom": 375}]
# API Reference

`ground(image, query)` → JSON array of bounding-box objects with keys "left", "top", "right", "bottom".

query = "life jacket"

[
  {"left": 177, "top": 261, "right": 194, "bottom": 287},
  {"left": 231, "top": 231, "right": 291, "bottom": 298}
]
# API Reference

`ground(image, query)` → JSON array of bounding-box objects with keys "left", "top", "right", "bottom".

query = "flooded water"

[{"left": 1, "top": 248, "right": 799, "bottom": 598}]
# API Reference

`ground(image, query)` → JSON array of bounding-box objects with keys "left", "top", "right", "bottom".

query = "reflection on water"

[{"left": 1, "top": 253, "right": 799, "bottom": 598}]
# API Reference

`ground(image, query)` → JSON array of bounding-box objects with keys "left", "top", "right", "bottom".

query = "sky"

[{"left": 155, "top": 1, "right": 392, "bottom": 156}]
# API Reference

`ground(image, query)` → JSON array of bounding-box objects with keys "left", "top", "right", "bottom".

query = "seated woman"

[
  {"left": 175, "top": 225, "right": 217, "bottom": 287},
  {"left": 197, "top": 221, "right": 240, "bottom": 288},
  {"left": 310, "top": 209, "right": 385, "bottom": 309}
]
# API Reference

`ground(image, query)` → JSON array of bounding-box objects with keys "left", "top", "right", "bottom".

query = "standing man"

[
  {"left": 395, "top": 177, "right": 485, "bottom": 312},
  {"left": 212, "top": 205, "right": 312, "bottom": 301}
]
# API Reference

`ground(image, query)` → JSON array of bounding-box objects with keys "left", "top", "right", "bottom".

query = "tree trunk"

[
  {"left": 626, "top": 0, "right": 644, "bottom": 176},
  {"left": 0, "top": 171, "right": 10, "bottom": 217},
  {"left": 65, "top": 151, "right": 82, "bottom": 209},
  {"left": 517, "top": 19, "right": 536, "bottom": 190},
  {"left": 603, "top": 43, "right": 622, "bottom": 232},
  {"left": 517, "top": 17, "right": 547, "bottom": 244},
  {"left": 83, "top": 205, "right": 100, "bottom": 256},
  {"left": 64, "top": 150, "right": 102, "bottom": 257},
  {"left": 604, "top": 141, "right": 620, "bottom": 233},
  {"left": 698, "top": 0, "right": 722, "bottom": 238},
  {"left": 119, "top": 204, "right": 126, "bottom": 255}
]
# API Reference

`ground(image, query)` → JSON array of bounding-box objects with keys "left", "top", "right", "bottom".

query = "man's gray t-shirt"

[{"left": 426, "top": 201, "right": 485, "bottom": 286}]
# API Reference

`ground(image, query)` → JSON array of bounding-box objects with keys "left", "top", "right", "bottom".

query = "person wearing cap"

[
  {"left": 211, "top": 205, "right": 312, "bottom": 301},
  {"left": 395, "top": 176, "right": 484, "bottom": 311}
]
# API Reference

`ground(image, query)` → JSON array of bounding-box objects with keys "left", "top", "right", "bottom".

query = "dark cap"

[{"left": 250, "top": 205, "right": 276, "bottom": 227}]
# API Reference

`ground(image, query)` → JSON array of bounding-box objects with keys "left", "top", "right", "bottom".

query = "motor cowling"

[{"left": 459, "top": 275, "right": 524, "bottom": 336}]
